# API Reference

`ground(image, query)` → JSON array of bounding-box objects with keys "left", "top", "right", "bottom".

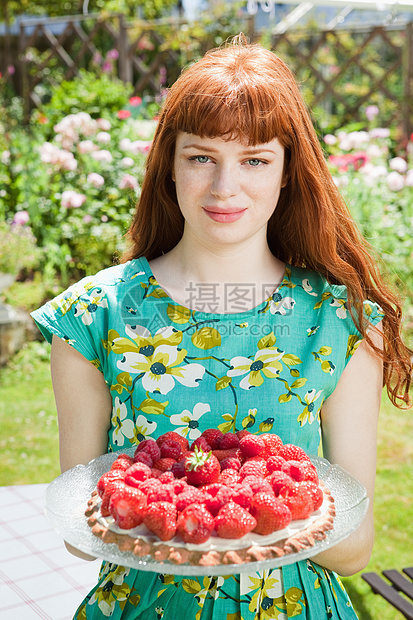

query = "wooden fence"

[{"left": 1, "top": 13, "right": 412, "bottom": 138}]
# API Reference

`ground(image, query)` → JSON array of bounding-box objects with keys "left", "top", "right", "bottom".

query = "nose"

[{"left": 210, "top": 165, "right": 239, "bottom": 200}]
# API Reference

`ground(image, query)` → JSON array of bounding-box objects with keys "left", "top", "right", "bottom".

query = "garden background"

[{"left": 0, "top": 1, "right": 412, "bottom": 619}]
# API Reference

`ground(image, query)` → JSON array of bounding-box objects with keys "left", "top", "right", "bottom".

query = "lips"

[{"left": 203, "top": 207, "right": 247, "bottom": 223}]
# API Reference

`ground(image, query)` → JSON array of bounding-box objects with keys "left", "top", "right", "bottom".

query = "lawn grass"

[{"left": 0, "top": 341, "right": 412, "bottom": 618}]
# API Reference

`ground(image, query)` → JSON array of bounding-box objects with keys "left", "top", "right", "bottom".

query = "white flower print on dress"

[
  {"left": 73, "top": 289, "right": 108, "bottom": 325},
  {"left": 117, "top": 344, "right": 205, "bottom": 395},
  {"left": 170, "top": 402, "right": 210, "bottom": 440},
  {"left": 111, "top": 397, "right": 135, "bottom": 446},
  {"left": 269, "top": 295, "right": 296, "bottom": 315},
  {"left": 330, "top": 298, "right": 348, "bottom": 319},
  {"left": 302, "top": 279, "right": 318, "bottom": 296},
  {"left": 228, "top": 348, "right": 284, "bottom": 390}
]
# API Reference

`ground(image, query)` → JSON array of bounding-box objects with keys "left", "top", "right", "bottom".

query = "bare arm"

[
  {"left": 310, "top": 326, "right": 383, "bottom": 576},
  {"left": 51, "top": 335, "right": 112, "bottom": 559}
]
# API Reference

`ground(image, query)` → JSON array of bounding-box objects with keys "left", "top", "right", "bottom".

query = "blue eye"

[
  {"left": 248, "top": 159, "right": 262, "bottom": 166},
  {"left": 194, "top": 155, "right": 209, "bottom": 163}
]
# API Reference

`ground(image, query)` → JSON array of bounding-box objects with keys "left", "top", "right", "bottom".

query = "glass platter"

[{"left": 44, "top": 450, "right": 368, "bottom": 576}]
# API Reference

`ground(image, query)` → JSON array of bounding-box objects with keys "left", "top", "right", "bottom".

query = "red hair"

[{"left": 123, "top": 36, "right": 412, "bottom": 407}]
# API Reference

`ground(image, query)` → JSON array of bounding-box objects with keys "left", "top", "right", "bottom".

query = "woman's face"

[{"left": 172, "top": 132, "right": 287, "bottom": 250}]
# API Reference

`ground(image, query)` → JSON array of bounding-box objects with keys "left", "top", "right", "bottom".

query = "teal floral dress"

[{"left": 32, "top": 257, "right": 383, "bottom": 620}]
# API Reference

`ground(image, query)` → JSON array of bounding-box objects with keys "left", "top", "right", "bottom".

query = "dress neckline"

[{"left": 138, "top": 256, "right": 292, "bottom": 321}]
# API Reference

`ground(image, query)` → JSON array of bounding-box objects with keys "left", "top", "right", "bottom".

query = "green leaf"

[
  {"left": 137, "top": 398, "right": 168, "bottom": 415},
  {"left": 216, "top": 376, "right": 232, "bottom": 391},
  {"left": 282, "top": 354, "right": 302, "bottom": 366},
  {"left": 257, "top": 332, "right": 276, "bottom": 349},
  {"left": 318, "top": 346, "right": 333, "bottom": 356},
  {"left": 290, "top": 368, "right": 300, "bottom": 377},
  {"left": 181, "top": 579, "right": 201, "bottom": 594},
  {"left": 279, "top": 393, "right": 292, "bottom": 403},
  {"left": 191, "top": 327, "right": 221, "bottom": 349},
  {"left": 291, "top": 377, "right": 307, "bottom": 388},
  {"left": 166, "top": 304, "right": 191, "bottom": 324}
]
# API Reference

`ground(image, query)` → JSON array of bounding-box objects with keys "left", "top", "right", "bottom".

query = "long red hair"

[{"left": 123, "top": 36, "right": 412, "bottom": 407}]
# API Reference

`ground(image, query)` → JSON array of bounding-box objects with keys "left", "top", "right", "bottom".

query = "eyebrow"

[{"left": 181, "top": 143, "right": 277, "bottom": 155}]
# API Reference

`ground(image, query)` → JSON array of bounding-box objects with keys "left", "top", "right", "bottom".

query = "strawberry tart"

[{"left": 85, "top": 429, "right": 336, "bottom": 567}]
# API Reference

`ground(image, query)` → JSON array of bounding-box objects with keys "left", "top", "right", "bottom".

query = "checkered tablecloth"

[{"left": 0, "top": 484, "right": 99, "bottom": 620}]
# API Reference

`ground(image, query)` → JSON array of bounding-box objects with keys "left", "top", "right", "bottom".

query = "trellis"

[{"left": 4, "top": 13, "right": 413, "bottom": 139}]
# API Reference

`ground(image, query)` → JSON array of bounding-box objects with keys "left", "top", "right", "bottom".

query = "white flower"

[
  {"left": 405, "top": 169, "right": 413, "bottom": 187},
  {"left": 323, "top": 134, "right": 337, "bottom": 145},
  {"left": 91, "top": 149, "right": 113, "bottom": 163},
  {"left": 78, "top": 140, "right": 97, "bottom": 154},
  {"left": 128, "top": 140, "right": 152, "bottom": 154},
  {"left": 369, "top": 127, "right": 390, "bottom": 139},
  {"left": 121, "top": 156, "right": 134, "bottom": 168},
  {"left": 1, "top": 150, "right": 10, "bottom": 164},
  {"left": 73, "top": 289, "right": 108, "bottom": 324},
  {"left": 87, "top": 172, "right": 105, "bottom": 188},
  {"left": 170, "top": 402, "right": 211, "bottom": 440},
  {"left": 61, "top": 190, "right": 86, "bottom": 208},
  {"left": 269, "top": 295, "right": 296, "bottom": 315},
  {"left": 96, "top": 118, "right": 111, "bottom": 131},
  {"left": 96, "top": 131, "right": 111, "bottom": 144},
  {"left": 119, "top": 138, "right": 132, "bottom": 151},
  {"left": 119, "top": 174, "right": 139, "bottom": 190},
  {"left": 228, "top": 348, "right": 284, "bottom": 390},
  {"left": 111, "top": 397, "right": 135, "bottom": 446},
  {"left": 302, "top": 279, "right": 318, "bottom": 296},
  {"left": 330, "top": 298, "right": 348, "bottom": 319},
  {"left": 387, "top": 171, "right": 405, "bottom": 192},
  {"left": 389, "top": 157, "right": 408, "bottom": 173}
]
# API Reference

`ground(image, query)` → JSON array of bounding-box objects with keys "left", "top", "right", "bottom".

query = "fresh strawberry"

[
  {"left": 146, "top": 483, "right": 175, "bottom": 505},
  {"left": 239, "top": 434, "right": 266, "bottom": 458},
  {"left": 97, "top": 469, "right": 125, "bottom": 498},
  {"left": 133, "top": 451, "right": 154, "bottom": 468},
  {"left": 177, "top": 504, "right": 215, "bottom": 544},
  {"left": 218, "top": 468, "right": 240, "bottom": 486},
  {"left": 220, "top": 456, "right": 242, "bottom": 471},
  {"left": 184, "top": 446, "right": 221, "bottom": 487},
  {"left": 101, "top": 479, "right": 126, "bottom": 516},
  {"left": 190, "top": 436, "right": 211, "bottom": 452},
  {"left": 279, "top": 444, "right": 311, "bottom": 463},
  {"left": 143, "top": 501, "right": 177, "bottom": 541},
  {"left": 279, "top": 485, "right": 314, "bottom": 519},
  {"left": 268, "top": 471, "right": 295, "bottom": 495},
  {"left": 134, "top": 439, "right": 161, "bottom": 463},
  {"left": 218, "top": 432, "right": 240, "bottom": 450},
  {"left": 178, "top": 450, "right": 193, "bottom": 462},
  {"left": 201, "top": 428, "right": 224, "bottom": 450},
  {"left": 299, "top": 481, "right": 323, "bottom": 511},
  {"left": 212, "top": 448, "right": 242, "bottom": 462},
  {"left": 203, "top": 484, "right": 234, "bottom": 516},
  {"left": 239, "top": 457, "right": 267, "bottom": 479},
  {"left": 109, "top": 486, "right": 147, "bottom": 529},
  {"left": 281, "top": 460, "right": 308, "bottom": 482},
  {"left": 124, "top": 462, "right": 152, "bottom": 487},
  {"left": 250, "top": 492, "right": 292, "bottom": 535},
  {"left": 153, "top": 457, "right": 176, "bottom": 472},
  {"left": 261, "top": 433, "right": 283, "bottom": 457},
  {"left": 215, "top": 501, "right": 257, "bottom": 539},
  {"left": 110, "top": 454, "right": 134, "bottom": 472},
  {"left": 230, "top": 483, "right": 253, "bottom": 510},
  {"left": 175, "top": 487, "right": 206, "bottom": 512},
  {"left": 266, "top": 456, "right": 286, "bottom": 473},
  {"left": 156, "top": 431, "right": 189, "bottom": 452},
  {"left": 160, "top": 439, "right": 182, "bottom": 460}
]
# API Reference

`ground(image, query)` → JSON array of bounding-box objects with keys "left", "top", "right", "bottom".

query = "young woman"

[{"left": 32, "top": 36, "right": 411, "bottom": 619}]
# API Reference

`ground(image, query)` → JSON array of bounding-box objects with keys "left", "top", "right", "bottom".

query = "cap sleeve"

[{"left": 31, "top": 279, "right": 108, "bottom": 371}]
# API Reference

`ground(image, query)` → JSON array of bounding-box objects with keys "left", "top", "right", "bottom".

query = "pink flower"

[
  {"left": 365, "top": 105, "right": 379, "bottom": 121},
  {"left": 96, "top": 131, "right": 111, "bottom": 144},
  {"left": 119, "top": 174, "right": 139, "bottom": 190},
  {"left": 106, "top": 49, "right": 119, "bottom": 60},
  {"left": 13, "top": 211, "right": 30, "bottom": 226},
  {"left": 83, "top": 214, "right": 93, "bottom": 224},
  {"left": 61, "top": 190, "right": 87, "bottom": 208},
  {"left": 87, "top": 173, "right": 105, "bottom": 188},
  {"left": 370, "top": 128, "right": 390, "bottom": 139},
  {"left": 78, "top": 140, "right": 97, "bottom": 154},
  {"left": 102, "top": 61, "right": 112, "bottom": 73},
  {"left": 117, "top": 110, "right": 131, "bottom": 120},
  {"left": 129, "top": 96, "right": 142, "bottom": 107}
]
